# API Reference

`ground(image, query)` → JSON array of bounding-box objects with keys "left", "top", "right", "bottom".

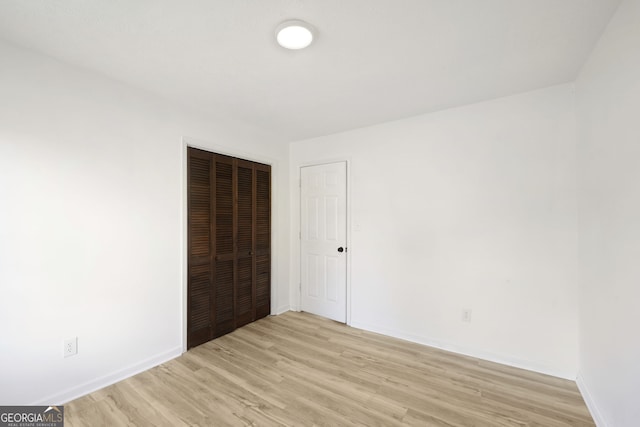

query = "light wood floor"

[{"left": 65, "top": 312, "right": 594, "bottom": 426}]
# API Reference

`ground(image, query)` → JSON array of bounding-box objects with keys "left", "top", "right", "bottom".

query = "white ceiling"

[{"left": 0, "top": 0, "right": 621, "bottom": 141}]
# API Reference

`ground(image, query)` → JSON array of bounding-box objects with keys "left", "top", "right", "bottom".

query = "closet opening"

[{"left": 187, "top": 147, "right": 271, "bottom": 349}]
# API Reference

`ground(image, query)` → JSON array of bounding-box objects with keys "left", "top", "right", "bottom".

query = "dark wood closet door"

[
  {"left": 187, "top": 147, "right": 271, "bottom": 349},
  {"left": 255, "top": 164, "right": 271, "bottom": 319},
  {"left": 187, "top": 149, "right": 214, "bottom": 348},
  {"left": 213, "top": 154, "right": 235, "bottom": 338},
  {"left": 235, "top": 159, "right": 254, "bottom": 328}
]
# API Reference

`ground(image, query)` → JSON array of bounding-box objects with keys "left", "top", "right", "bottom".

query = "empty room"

[{"left": 0, "top": 1, "right": 638, "bottom": 426}]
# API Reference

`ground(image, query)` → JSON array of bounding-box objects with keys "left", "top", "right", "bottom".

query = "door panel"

[
  {"left": 187, "top": 150, "right": 214, "bottom": 348},
  {"left": 213, "top": 155, "right": 236, "bottom": 337},
  {"left": 235, "top": 160, "right": 254, "bottom": 328},
  {"left": 214, "top": 258, "right": 234, "bottom": 336},
  {"left": 301, "top": 162, "right": 347, "bottom": 322},
  {"left": 255, "top": 165, "right": 271, "bottom": 319},
  {"left": 214, "top": 159, "right": 234, "bottom": 255}
]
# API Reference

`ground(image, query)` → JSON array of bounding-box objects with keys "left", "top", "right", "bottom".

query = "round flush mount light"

[{"left": 275, "top": 20, "right": 315, "bottom": 50}]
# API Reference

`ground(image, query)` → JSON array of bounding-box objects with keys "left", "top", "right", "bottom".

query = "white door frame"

[{"left": 298, "top": 159, "right": 351, "bottom": 325}]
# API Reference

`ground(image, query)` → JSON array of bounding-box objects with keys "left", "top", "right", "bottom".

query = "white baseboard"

[
  {"left": 349, "top": 320, "right": 576, "bottom": 380},
  {"left": 577, "top": 372, "right": 609, "bottom": 427},
  {"left": 274, "top": 305, "right": 290, "bottom": 315},
  {"left": 33, "top": 346, "right": 183, "bottom": 405}
]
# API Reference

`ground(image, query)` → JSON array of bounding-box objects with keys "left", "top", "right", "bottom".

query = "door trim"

[{"left": 298, "top": 159, "right": 352, "bottom": 326}]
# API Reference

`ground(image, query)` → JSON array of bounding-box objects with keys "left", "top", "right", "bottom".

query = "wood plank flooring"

[{"left": 65, "top": 312, "right": 594, "bottom": 426}]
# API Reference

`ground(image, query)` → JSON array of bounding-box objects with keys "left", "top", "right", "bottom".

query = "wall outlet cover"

[{"left": 64, "top": 337, "right": 78, "bottom": 358}]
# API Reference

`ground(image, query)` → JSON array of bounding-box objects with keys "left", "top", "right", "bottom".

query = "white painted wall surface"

[
  {"left": 290, "top": 84, "right": 579, "bottom": 379},
  {"left": 0, "top": 40, "right": 289, "bottom": 405},
  {"left": 575, "top": 0, "right": 640, "bottom": 425}
]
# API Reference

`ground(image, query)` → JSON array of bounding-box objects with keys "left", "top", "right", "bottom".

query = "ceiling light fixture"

[{"left": 275, "top": 20, "right": 315, "bottom": 50}]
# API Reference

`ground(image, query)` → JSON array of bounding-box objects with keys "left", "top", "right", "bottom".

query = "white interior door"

[{"left": 300, "top": 162, "right": 347, "bottom": 322}]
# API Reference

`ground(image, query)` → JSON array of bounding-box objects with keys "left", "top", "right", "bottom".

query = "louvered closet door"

[
  {"left": 187, "top": 148, "right": 271, "bottom": 349},
  {"left": 235, "top": 159, "right": 254, "bottom": 328},
  {"left": 213, "top": 154, "right": 236, "bottom": 338},
  {"left": 255, "top": 163, "right": 271, "bottom": 319},
  {"left": 187, "top": 149, "right": 214, "bottom": 348}
]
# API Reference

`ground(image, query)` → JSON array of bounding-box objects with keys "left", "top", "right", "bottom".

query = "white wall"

[
  {"left": 0, "top": 39, "right": 289, "bottom": 405},
  {"left": 290, "top": 84, "right": 579, "bottom": 379},
  {"left": 575, "top": 0, "right": 640, "bottom": 425}
]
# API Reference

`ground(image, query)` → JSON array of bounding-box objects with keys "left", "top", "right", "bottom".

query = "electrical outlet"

[
  {"left": 64, "top": 337, "right": 77, "bottom": 358},
  {"left": 462, "top": 309, "right": 472, "bottom": 323}
]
